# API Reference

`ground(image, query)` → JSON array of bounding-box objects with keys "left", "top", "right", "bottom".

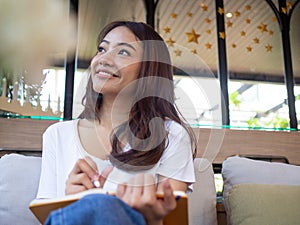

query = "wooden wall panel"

[
  {"left": 0, "top": 118, "right": 57, "bottom": 151},
  {"left": 1, "top": 118, "right": 300, "bottom": 165},
  {"left": 193, "top": 128, "right": 300, "bottom": 165}
]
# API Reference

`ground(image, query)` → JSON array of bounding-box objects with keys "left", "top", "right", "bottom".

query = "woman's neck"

[{"left": 98, "top": 94, "right": 132, "bottom": 129}]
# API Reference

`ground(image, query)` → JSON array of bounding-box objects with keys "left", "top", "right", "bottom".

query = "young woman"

[{"left": 37, "top": 21, "right": 197, "bottom": 225}]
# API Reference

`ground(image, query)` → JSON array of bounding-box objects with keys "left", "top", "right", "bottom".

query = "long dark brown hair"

[{"left": 79, "top": 21, "right": 196, "bottom": 170}]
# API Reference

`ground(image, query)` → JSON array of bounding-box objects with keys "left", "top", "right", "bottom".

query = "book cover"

[{"left": 29, "top": 189, "right": 188, "bottom": 225}]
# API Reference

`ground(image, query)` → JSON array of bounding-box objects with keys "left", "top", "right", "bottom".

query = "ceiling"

[{"left": 57, "top": 0, "right": 300, "bottom": 82}]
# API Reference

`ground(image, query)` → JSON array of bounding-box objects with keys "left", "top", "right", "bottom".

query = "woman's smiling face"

[{"left": 91, "top": 26, "right": 143, "bottom": 96}]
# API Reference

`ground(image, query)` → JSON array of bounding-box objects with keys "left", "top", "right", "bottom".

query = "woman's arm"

[{"left": 157, "top": 175, "right": 187, "bottom": 192}]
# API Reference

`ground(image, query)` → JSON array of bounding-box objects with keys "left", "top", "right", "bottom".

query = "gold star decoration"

[
  {"left": 246, "top": 46, "right": 252, "bottom": 52},
  {"left": 235, "top": 10, "right": 241, "bottom": 17},
  {"left": 227, "top": 21, "right": 233, "bottom": 28},
  {"left": 281, "top": 7, "right": 287, "bottom": 14},
  {"left": 205, "top": 42, "right": 212, "bottom": 49},
  {"left": 163, "top": 27, "right": 171, "bottom": 34},
  {"left": 272, "top": 17, "right": 277, "bottom": 22},
  {"left": 232, "top": 43, "right": 237, "bottom": 48},
  {"left": 174, "top": 49, "right": 182, "bottom": 56},
  {"left": 253, "top": 37, "right": 260, "bottom": 44},
  {"left": 245, "top": 5, "right": 251, "bottom": 10},
  {"left": 191, "top": 48, "right": 197, "bottom": 54},
  {"left": 171, "top": 13, "right": 177, "bottom": 19},
  {"left": 206, "top": 29, "right": 211, "bottom": 34},
  {"left": 187, "top": 12, "right": 193, "bottom": 17},
  {"left": 186, "top": 29, "right": 200, "bottom": 44},
  {"left": 218, "top": 7, "right": 224, "bottom": 15},
  {"left": 240, "top": 31, "right": 246, "bottom": 36},
  {"left": 265, "top": 44, "right": 273, "bottom": 52},
  {"left": 286, "top": 2, "right": 293, "bottom": 9},
  {"left": 166, "top": 38, "right": 175, "bottom": 47},
  {"left": 200, "top": 3, "right": 208, "bottom": 11},
  {"left": 269, "top": 30, "right": 274, "bottom": 35},
  {"left": 205, "top": 18, "right": 211, "bottom": 24},
  {"left": 219, "top": 32, "right": 225, "bottom": 39},
  {"left": 257, "top": 23, "right": 268, "bottom": 33},
  {"left": 245, "top": 18, "right": 251, "bottom": 24}
]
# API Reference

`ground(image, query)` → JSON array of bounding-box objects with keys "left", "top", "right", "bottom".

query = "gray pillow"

[
  {"left": 188, "top": 158, "right": 218, "bottom": 225},
  {"left": 0, "top": 154, "right": 41, "bottom": 225}
]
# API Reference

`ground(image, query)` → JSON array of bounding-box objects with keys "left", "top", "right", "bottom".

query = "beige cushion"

[
  {"left": 228, "top": 183, "right": 300, "bottom": 225},
  {"left": 188, "top": 158, "right": 218, "bottom": 225}
]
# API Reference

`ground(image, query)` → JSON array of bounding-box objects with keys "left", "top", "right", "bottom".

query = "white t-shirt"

[{"left": 37, "top": 119, "right": 195, "bottom": 198}]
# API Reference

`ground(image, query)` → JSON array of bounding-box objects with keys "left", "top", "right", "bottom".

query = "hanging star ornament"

[
  {"left": 164, "top": 27, "right": 171, "bottom": 33},
  {"left": 218, "top": 7, "right": 224, "bottom": 15},
  {"left": 205, "top": 42, "right": 212, "bottom": 49},
  {"left": 171, "top": 13, "right": 177, "bottom": 19},
  {"left": 174, "top": 49, "right": 182, "bottom": 56},
  {"left": 240, "top": 31, "right": 246, "bottom": 36},
  {"left": 227, "top": 21, "right": 233, "bottom": 28},
  {"left": 191, "top": 48, "right": 197, "bottom": 54},
  {"left": 235, "top": 10, "right": 241, "bottom": 17},
  {"left": 200, "top": 3, "right": 208, "bottom": 11},
  {"left": 253, "top": 37, "right": 260, "bottom": 44},
  {"left": 166, "top": 38, "right": 175, "bottom": 47},
  {"left": 205, "top": 18, "right": 211, "bottom": 24},
  {"left": 246, "top": 46, "right": 252, "bottom": 52},
  {"left": 187, "top": 12, "right": 193, "bottom": 17},
  {"left": 206, "top": 29, "right": 211, "bottom": 34},
  {"left": 245, "top": 18, "right": 251, "bottom": 24},
  {"left": 186, "top": 29, "right": 200, "bottom": 44},
  {"left": 265, "top": 44, "right": 273, "bottom": 52},
  {"left": 286, "top": 2, "right": 293, "bottom": 9},
  {"left": 257, "top": 23, "right": 268, "bottom": 33},
  {"left": 219, "top": 32, "right": 225, "bottom": 39},
  {"left": 272, "top": 17, "right": 277, "bottom": 22},
  {"left": 281, "top": 7, "right": 287, "bottom": 14},
  {"left": 245, "top": 5, "right": 251, "bottom": 10}
]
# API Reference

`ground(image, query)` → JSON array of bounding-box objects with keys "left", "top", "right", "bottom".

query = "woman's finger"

[
  {"left": 99, "top": 166, "right": 113, "bottom": 188},
  {"left": 84, "top": 156, "right": 98, "bottom": 172},
  {"left": 161, "top": 179, "right": 177, "bottom": 211}
]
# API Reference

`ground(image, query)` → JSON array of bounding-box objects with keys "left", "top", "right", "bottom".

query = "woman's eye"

[
  {"left": 119, "top": 49, "right": 130, "bottom": 56},
  {"left": 97, "top": 46, "right": 105, "bottom": 53}
]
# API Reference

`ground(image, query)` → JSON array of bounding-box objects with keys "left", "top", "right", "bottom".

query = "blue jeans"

[{"left": 45, "top": 194, "right": 146, "bottom": 225}]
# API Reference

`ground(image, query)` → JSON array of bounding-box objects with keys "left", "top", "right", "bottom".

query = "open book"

[{"left": 29, "top": 188, "right": 188, "bottom": 225}]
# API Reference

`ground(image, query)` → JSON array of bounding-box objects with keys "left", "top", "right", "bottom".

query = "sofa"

[
  {"left": 2, "top": 153, "right": 300, "bottom": 225},
  {"left": 0, "top": 154, "right": 218, "bottom": 225}
]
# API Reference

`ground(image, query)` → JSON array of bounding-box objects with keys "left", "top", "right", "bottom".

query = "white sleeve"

[
  {"left": 157, "top": 122, "right": 195, "bottom": 184},
  {"left": 36, "top": 125, "right": 58, "bottom": 199}
]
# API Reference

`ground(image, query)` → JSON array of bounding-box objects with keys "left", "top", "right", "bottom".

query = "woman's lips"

[{"left": 95, "top": 70, "right": 119, "bottom": 78}]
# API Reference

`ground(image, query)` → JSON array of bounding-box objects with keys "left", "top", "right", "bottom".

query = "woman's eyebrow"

[
  {"left": 101, "top": 40, "right": 137, "bottom": 51},
  {"left": 118, "top": 42, "right": 137, "bottom": 51}
]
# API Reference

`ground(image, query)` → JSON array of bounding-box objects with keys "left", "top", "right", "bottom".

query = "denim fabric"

[{"left": 45, "top": 194, "right": 146, "bottom": 225}]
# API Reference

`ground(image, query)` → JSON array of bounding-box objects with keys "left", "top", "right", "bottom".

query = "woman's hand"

[
  {"left": 116, "top": 174, "right": 177, "bottom": 225},
  {"left": 65, "top": 156, "right": 113, "bottom": 195}
]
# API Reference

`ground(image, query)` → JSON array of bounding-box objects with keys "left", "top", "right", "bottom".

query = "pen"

[
  {"left": 175, "top": 195, "right": 181, "bottom": 201},
  {"left": 92, "top": 179, "right": 100, "bottom": 188}
]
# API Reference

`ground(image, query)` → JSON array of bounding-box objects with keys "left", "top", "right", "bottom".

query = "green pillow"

[{"left": 228, "top": 183, "right": 300, "bottom": 225}]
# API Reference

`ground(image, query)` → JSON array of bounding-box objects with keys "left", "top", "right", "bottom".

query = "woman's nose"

[{"left": 99, "top": 50, "right": 114, "bottom": 66}]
